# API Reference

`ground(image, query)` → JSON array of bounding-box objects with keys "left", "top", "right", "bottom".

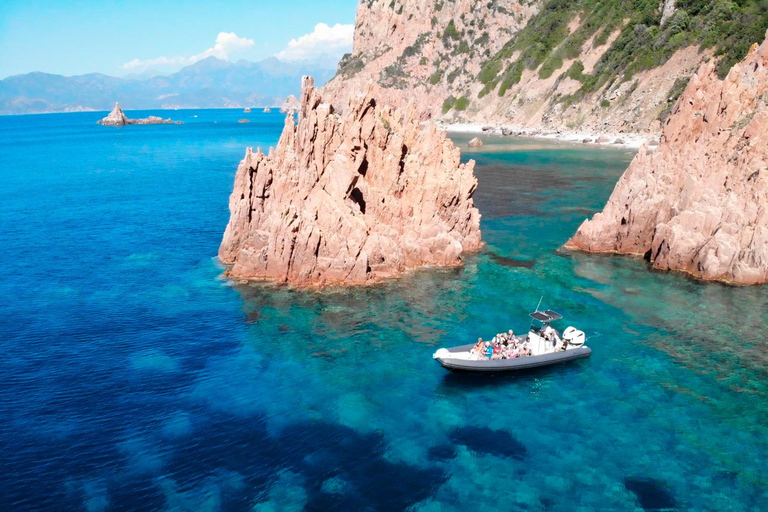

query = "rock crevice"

[{"left": 219, "top": 76, "right": 482, "bottom": 286}]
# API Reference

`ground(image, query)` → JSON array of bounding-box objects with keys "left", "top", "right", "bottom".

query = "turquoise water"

[{"left": 0, "top": 111, "right": 766, "bottom": 511}]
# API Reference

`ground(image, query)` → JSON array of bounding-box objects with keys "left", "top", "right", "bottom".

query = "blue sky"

[{"left": 0, "top": 0, "right": 357, "bottom": 79}]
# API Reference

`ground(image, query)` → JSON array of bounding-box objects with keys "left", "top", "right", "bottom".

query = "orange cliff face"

[
  {"left": 321, "top": 0, "right": 537, "bottom": 120},
  {"left": 218, "top": 76, "right": 482, "bottom": 286},
  {"left": 565, "top": 32, "right": 768, "bottom": 285}
]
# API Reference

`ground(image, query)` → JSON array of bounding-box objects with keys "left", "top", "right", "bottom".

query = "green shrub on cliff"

[
  {"left": 443, "top": 20, "right": 461, "bottom": 43},
  {"left": 566, "top": 60, "right": 585, "bottom": 82},
  {"left": 454, "top": 96, "right": 470, "bottom": 111},
  {"left": 477, "top": 0, "right": 768, "bottom": 99},
  {"left": 442, "top": 95, "right": 456, "bottom": 113}
]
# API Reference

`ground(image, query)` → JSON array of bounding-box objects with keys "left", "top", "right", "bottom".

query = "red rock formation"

[
  {"left": 565, "top": 32, "right": 768, "bottom": 285},
  {"left": 468, "top": 137, "right": 483, "bottom": 147},
  {"left": 219, "top": 76, "right": 482, "bottom": 286}
]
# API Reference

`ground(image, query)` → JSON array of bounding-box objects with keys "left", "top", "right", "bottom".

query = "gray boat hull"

[{"left": 434, "top": 344, "right": 592, "bottom": 373}]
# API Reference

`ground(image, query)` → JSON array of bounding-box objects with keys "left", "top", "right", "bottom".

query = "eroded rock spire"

[{"left": 219, "top": 76, "right": 482, "bottom": 286}]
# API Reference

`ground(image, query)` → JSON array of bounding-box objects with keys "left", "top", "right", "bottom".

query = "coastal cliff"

[
  {"left": 323, "top": 0, "right": 537, "bottom": 120},
  {"left": 565, "top": 32, "right": 768, "bottom": 285},
  {"left": 219, "top": 76, "right": 482, "bottom": 286},
  {"left": 323, "top": 0, "right": 766, "bottom": 139}
]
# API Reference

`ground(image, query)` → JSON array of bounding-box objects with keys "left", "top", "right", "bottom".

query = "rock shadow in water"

[
  {"left": 624, "top": 476, "right": 678, "bottom": 511},
  {"left": 449, "top": 425, "right": 528, "bottom": 460},
  {"left": 487, "top": 251, "right": 535, "bottom": 269}
]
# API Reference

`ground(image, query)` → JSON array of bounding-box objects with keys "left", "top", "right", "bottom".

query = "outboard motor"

[{"left": 562, "top": 327, "right": 586, "bottom": 347}]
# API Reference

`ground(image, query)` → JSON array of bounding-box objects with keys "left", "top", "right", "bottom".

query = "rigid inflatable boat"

[{"left": 433, "top": 309, "right": 591, "bottom": 373}]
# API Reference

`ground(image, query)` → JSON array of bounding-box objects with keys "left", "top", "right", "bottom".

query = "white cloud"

[
  {"left": 121, "top": 32, "right": 254, "bottom": 74},
  {"left": 276, "top": 23, "right": 353, "bottom": 62}
]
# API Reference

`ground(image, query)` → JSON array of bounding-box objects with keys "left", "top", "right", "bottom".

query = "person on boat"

[
  {"left": 471, "top": 338, "right": 485, "bottom": 358},
  {"left": 485, "top": 342, "right": 493, "bottom": 360}
]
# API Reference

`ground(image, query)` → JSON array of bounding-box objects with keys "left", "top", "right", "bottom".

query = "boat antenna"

[{"left": 529, "top": 296, "right": 544, "bottom": 333}]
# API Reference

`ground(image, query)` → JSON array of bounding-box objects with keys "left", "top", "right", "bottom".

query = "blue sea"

[{"left": 1, "top": 109, "right": 767, "bottom": 511}]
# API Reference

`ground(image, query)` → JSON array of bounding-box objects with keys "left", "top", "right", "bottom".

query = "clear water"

[{"left": 1, "top": 111, "right": 766, "bottom": 511}]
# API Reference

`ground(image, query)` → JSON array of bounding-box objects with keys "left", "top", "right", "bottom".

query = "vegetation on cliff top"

[{"left": 478, "top": 0, "right": 768, "bottom": 100}]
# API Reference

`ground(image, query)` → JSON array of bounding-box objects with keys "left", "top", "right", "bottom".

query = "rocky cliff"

[
  {"left": 219, "top": 76, "right": 482, "bottom": 286},
  {"left": 323, "top": 0, "right": 766, "bottom": 139},
  {"left": 324, "top": 0, "right": 538, "bottom": 120},
  {"left": 565, "top": 32, "right": 768, "bottom": 285}
]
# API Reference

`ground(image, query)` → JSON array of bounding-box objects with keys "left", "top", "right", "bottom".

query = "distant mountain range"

[{"left": 0, "top": 56, "right": 338, "bottom": 115}]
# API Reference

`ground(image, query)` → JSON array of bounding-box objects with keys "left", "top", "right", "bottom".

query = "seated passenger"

[
  {"left": 471, "top": 338, "right": 485, "bottom": 358},
  {"left": 485, "top": 342, "right": 493, "bottom": 360}
]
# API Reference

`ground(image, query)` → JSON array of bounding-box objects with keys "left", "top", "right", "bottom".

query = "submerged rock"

[
  {"left": 566, "top": 31, "right": 768, "bottom": 284},
  {"left": 468, "top": 137, "right": 483, "bottom": 147},
  {"left": 97, "top": 102, "right": 180, "bottom": 126},
  {"left": 624, "top": 477, "right": 677, "bottom": 511},
  {"left": 448, "top": 426, "right": 528, "bottom": 460},
  {"left": 487, "top": 252, "right": 535, "bottom": 269},
  {"left": 219, "top": 76, "right": 482, "bottom": 286}
]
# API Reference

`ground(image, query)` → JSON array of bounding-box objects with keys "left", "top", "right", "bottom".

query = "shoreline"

[{"left": 439, "top": 122, "right": 657, "bottom": 150}]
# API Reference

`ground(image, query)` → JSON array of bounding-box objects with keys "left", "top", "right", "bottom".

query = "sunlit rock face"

[
  {"left": 98, "top": 102, "right": 129, "bottom": 126},
  {"left": 219, "top": 76, "right": 482, "bottom": 286},
  {"left": 566, "top": 32, "right": 768, "bottom": 285}
]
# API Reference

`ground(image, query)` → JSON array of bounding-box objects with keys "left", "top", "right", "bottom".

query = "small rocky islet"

[
  {"left": 97, "top": 102, "right": 181, "bottom": 126},
  {"left": 219, "top": 76, "right": 482, "bottom": 286}
]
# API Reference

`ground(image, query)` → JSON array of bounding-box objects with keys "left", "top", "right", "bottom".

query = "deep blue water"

[{"left": 1, "top": 110, "right": 767, "bottom": 511}]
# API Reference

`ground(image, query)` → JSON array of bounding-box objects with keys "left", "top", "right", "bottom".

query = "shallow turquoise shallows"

[{"left": 0, "top": 110, "right": 766, "bottom": 511}]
